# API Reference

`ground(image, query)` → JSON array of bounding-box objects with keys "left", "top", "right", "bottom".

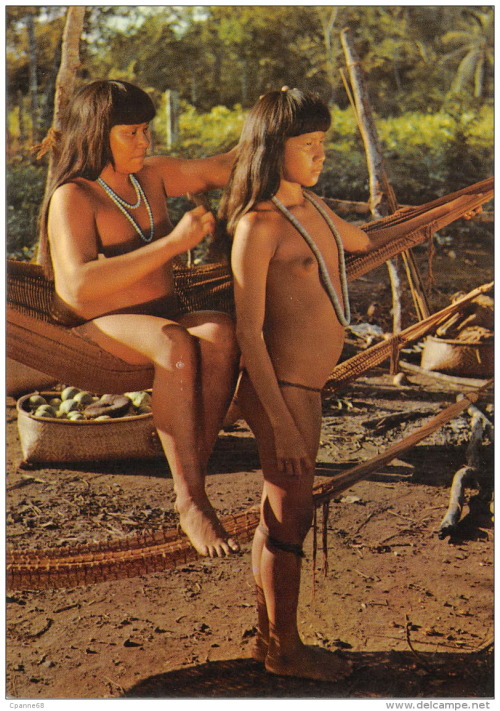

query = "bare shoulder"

[
  {"left": 307, "top": 191, "right": 371, "bottom": 252},
  {"left": 233, "top": 206, "right": 281, "bottom": 249},
  {"left": 51, "top": 178, "right": 97, "bottom": 209},
  {"left": 143, "top": 154, "right": 175, "bottom": 172},
  {"left": 307, "top": 192, "right": 342, "bottom": 223}
]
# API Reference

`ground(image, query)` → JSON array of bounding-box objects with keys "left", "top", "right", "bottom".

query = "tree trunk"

[
  {"left": 36, "top": 6, "right": 86, "bottom": 266},
  {"left": 26, "top": 12, "right": 39, "bottom": 144},
  {"left": 316, "top": 7, "right": 340, "bottom": 103},
  {"left": 40, "top": 41, "right": 62, "bottom": 136},
  {"left": 340, "top": 27, "right": 430, "bottom": 332},
  {"left": 50, "top": 7, "right": 86, "bottom": 141}
]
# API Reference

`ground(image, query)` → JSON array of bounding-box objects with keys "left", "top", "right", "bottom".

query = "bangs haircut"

[
  {"left": 282, "top": 89, "right": 331, "bottom": 137},
  {"left": 218, "top": 88, "right": 332, "bottom": 241},
  {"left": 258, "top": 88, "right": 331, "bottom": 139},
  {"left": 109, "top": 80, "right": 156, "bottom": 126}
]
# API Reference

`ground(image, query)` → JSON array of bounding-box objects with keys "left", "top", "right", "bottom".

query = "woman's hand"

[
  {"left": 273, "top": 422, "right": 315, "bottom": 478},
  {"left": 168, "top": 205, "right": 215, "bottom": 254}
]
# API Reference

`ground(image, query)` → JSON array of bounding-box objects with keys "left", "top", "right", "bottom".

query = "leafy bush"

[
  {"left": 155, "top": 100, "right": 244, "bottom": 156},
  {"left": 7, "top": 161, "right": 46, "bottom": 259},
  {"left": 7, "top": 105, "right": 492, "bottom": 258}
]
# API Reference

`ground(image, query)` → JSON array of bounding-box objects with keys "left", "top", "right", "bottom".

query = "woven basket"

[
  {"left": 16, "top": 391, "right": 163, "bottom": 466},
  {"left": 421, "top": 336, "right": 494, "bottom": 378}
]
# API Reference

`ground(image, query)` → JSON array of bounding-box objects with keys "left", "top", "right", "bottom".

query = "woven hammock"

[
  {"left": 7, "top": 177, "right": 492, "bottom": 395},
  {"left": 7, "top": 379, "right": 492, "bottom": 590}
]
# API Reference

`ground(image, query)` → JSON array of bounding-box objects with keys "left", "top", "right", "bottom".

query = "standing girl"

[{"left": 219, "top": 88, "right": 379, "bottom": 681}]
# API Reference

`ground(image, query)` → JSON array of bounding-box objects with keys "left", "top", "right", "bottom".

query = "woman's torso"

[{"left": 50, "top": 161, "right": 176, "bottom": 321}]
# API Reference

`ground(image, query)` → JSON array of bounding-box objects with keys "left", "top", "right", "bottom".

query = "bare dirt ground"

[{"left": 5, "top": 230, "right": 494, "bottom": 701}]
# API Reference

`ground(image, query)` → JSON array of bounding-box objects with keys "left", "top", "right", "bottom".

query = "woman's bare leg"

[
  {"left": 176, "top": 311, "right": 240, "bottom": 553},
  {"left": 239, "top": 373, "right": 352, "bottom": 681},
  {"left": 76, "top": 311, "right": 239, "bottom": 557}
]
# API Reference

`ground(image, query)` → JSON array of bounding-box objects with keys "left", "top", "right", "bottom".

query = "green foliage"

[
  {"left": 378, "top": 107, "right": 493, "bottom": 203},
  {"left": 5, "top": 6, "right": 493, "bottom": 256},
  {"left": 7, "top": 160, "right": 46, "bottom": 259},
  {"left": 174, "top": 102, "right": 244, "bottom": 155}
]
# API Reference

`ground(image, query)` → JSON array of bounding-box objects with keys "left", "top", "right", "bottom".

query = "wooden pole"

[
  {"left": 35, "top": 6, "right": 86, "bottom": 266},
  {"left": 340, "top": 27, "right": 431, "bottom": 326}
]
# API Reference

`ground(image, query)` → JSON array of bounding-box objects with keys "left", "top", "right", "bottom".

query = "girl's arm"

[
  {"left": 232, "top": 213, "right": 314, "bottom": 477},
  {"left": 48, "top": 181, "right": 215, "bottom": 305},
  {"left": 148, "top": 146, "right": 238, "bottom": 198},
  {"left": 320, "top": 194, "right": 480, "bottom": 253}
]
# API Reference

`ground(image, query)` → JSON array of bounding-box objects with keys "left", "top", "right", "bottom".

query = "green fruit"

[
  {"left": 49, "top": 397, "right": 62, "bottom": 408},
  {"left": 132, "top": 391, "right": 151, "bottom": 408},
  {"left": 29, "top": 394, "right": 47, "bottom": 409},
  {"left": 61, "top": 386, "right": 80, "bottom": 401},
  {"left": 124, "top": 391, "right": 141, "bottom": 400},
  {"left": 73, "top": 391, "right": 94, "bottom": 407},
  {"left": 137, "top": 405, "right": 152, "bottom": 415},
  {"left": 67, "top": 411, "right": 84, "bottom": 421},
  {"left": 59, "top": 398, "right": 79, "bottom": 414},
  {"left": 56, "top": 411, "right": 68, "bottom": 419},
  {"left": 34, "top": 406, "right": 56, "bottom": 418},
  {"left": 94, "top": 415, "right": 111, "bottom": 421}
]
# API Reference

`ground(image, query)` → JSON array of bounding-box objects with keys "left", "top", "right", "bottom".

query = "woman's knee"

[
  {"left": 153, "top": 323, "right": 198, "bottom": 373},
  {"left": 185, "top": 312, "right": 237, "bottom": 353}
]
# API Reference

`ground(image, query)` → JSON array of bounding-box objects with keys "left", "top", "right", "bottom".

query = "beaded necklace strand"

[
  {"left": 97, "top": 174, "right": 154, "bottom": 243},
  {"left": 271, "top": 191, "right": 351, "bottom": 327}
]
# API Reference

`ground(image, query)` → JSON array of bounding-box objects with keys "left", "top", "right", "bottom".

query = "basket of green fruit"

[{"left": 16, "top": 387, "right": 163, "bottom": 466}]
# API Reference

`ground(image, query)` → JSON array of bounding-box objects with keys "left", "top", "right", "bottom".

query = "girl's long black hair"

[{"left": 218, "top": 88, "right": 331, "bottom": 242}]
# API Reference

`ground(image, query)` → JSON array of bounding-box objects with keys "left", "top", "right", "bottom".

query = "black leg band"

[{"left": 258, "top": 525, "right": 305, "bottom": 558}]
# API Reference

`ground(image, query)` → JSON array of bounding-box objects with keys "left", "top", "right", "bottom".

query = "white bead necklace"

[
  {"left": 97, "top": 174, "right": 154, "bottom": 243},
  {"left": 271, "top": 191, "right": 351, "bottom": 327}
]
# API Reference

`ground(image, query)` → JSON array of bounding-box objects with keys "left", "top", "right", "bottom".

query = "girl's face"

[
  {"left": 282, "top": 131, "right": 326, "bottom": 187},
  {"left": 109, "top": 122, "right": 151, "bottom": 173}
]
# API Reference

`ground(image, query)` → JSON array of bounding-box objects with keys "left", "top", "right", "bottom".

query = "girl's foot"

[
  {"left": 265, "top": 644, "right": 352, "bottom": 683},
  {"left": 250, "top": 634, "right": 268, "bottom": 663}
]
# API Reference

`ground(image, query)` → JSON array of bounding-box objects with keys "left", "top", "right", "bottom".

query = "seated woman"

[{"left": 39, "top": 79, "right": 240, "bottom": 557}]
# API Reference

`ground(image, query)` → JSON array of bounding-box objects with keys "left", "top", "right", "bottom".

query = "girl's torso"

[{"left": 261, "top": 197, "right": 348, "bottom": 387}]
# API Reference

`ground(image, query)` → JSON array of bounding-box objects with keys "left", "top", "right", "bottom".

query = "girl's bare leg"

[
  {"left": 239, "top": 374, "right": 352, "bottom": 681},
  {"left": 76, "top": 311, "right": 239, "bottom": 557}
]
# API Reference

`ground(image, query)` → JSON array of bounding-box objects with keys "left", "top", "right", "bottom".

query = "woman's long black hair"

[{"left": 38, "top": 80, "right": 156, "bottom": 277}]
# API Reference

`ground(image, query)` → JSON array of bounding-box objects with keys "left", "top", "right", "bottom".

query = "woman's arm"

[
  {"left": 148, "top": 146, "right": 238, "bottom": 198},
  {"left": 232, "top": 213, "right": 314, "bottom": 477},
  {"left": 48, "top": 181, "right": 214, "bottom": 305}
]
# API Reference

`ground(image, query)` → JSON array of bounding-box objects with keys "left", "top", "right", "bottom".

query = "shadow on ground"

[{"left": 124, "top": 650, "right": 493, "bottom": 699}]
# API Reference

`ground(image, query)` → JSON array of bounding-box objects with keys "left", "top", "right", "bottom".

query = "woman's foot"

[
  {"left": 176, "top": 499, "right": 240, "bottom": 557},
  {"left": 265, "top": 644, "right": 352, "bottom": 683}
]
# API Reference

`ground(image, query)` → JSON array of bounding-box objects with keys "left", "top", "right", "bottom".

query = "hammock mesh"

[{"left": 7, "top": 178, "right": 493, "bottom": 394}]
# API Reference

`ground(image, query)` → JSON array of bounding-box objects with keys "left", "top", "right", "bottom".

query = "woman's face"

[
  {"left": 109, "top": 122, "right": 151, "bottom": 173},
  {"left": 282, "top": 131, "right": 326, "bottom": 187}
]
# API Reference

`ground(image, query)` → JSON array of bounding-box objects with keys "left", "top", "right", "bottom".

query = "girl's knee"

[{"left": 262, "top": 495, "right": 313, "bottom": 545}]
